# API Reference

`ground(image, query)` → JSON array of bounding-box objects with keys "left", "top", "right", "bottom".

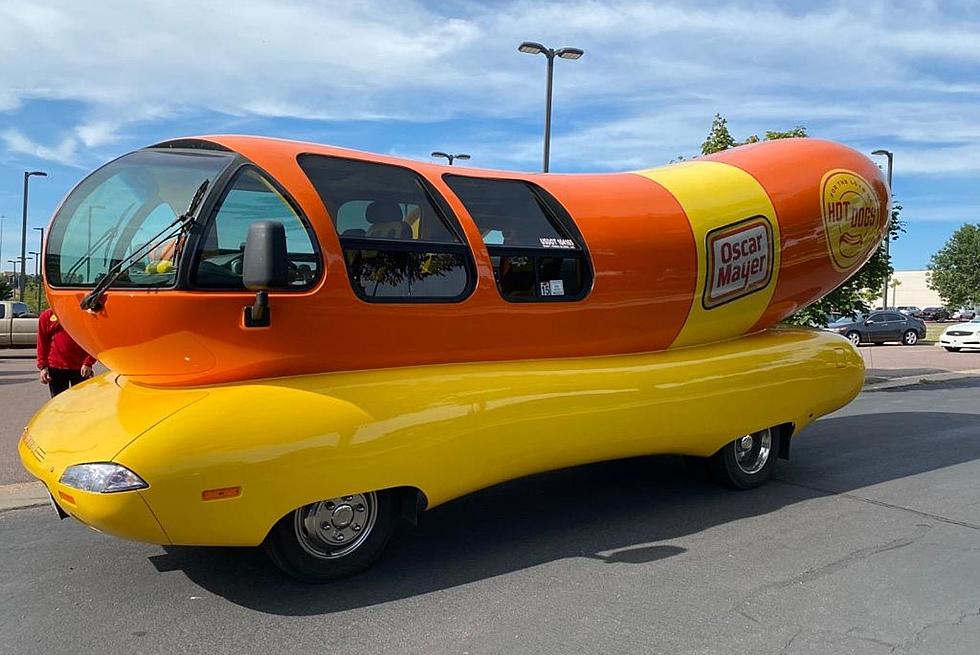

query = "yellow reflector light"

[{"left": 201, "top": 486, "right": 241, "bottom": 501}]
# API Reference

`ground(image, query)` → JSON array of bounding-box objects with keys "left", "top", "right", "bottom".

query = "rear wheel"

[
  {"left": 264, "top": 490, "right": 398, "bottom": 582},
  {"left": 902, "top": 330, "right": 919, "bottom": 346},
  {"left": 846, "top": 331, "right": 862, "bottom": 346},
  {"left": 708, "top": 427, "right": 781, "bottom": 490},
  {"left": 944, "top": 346, "right": 961, "bottom": 352}
]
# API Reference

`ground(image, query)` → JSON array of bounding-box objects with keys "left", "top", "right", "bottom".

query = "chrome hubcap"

[
  {"left": 294, "top": 492, "right": 377, "bottom": 559},
  {"left": 848, "top": 333, "right": 861, "bottom": 346},
  {"left": 734, "top": 428, "right": 772, "bottom": 475},
  {"left": 906, "top": 332, "right": 917, "bottom": 344}
]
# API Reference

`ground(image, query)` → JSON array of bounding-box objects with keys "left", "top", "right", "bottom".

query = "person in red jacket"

[{"left": 36, "top": 308, "right": 96, "bottom": 397}]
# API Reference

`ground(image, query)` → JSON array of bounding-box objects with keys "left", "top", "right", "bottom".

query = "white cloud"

[{"left": 0, "top": 0, "right": 978, "bottom": 174}]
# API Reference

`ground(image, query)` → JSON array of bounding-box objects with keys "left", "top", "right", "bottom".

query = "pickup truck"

[{"left": 0, "top": 301, "right": 39, "bottom": 348}]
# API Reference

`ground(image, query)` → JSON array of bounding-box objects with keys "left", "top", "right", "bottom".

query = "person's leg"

[
  {"left": 47, "top": 368, "right": 72, "bottom": 397},
  {"left": 66, "top": 370, "right": 86, "bottom": 388}
]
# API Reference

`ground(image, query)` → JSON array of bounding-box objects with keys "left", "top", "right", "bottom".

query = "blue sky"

[{"left": 1, "top": 0, "right": 978, "bottom": 271}]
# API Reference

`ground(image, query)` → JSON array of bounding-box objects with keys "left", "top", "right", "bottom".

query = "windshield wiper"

[{"left": 80, "top": 180, "right": 211, "bottom": 311}]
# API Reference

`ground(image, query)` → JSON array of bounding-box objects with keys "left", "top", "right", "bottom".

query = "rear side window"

[
  {"left": 298, "top": 154, "right": 473, "bottom": 302},
  {"left": 192, "top": 168, "right": 320, "bottom": 289},
  {"left": 444, "top": 176, "right": 590, "bottom": 301}
]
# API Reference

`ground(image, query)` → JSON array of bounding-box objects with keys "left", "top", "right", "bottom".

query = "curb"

[
  {"left": 0, "top": 481, "right": 48, "bottom": 512},
  {"left": 863, "top": 368, "right": 980, "bottom": 391}
]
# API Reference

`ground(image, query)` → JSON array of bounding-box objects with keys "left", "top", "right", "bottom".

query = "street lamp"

[
  {"left": 21, "top": 170, "right": 47, "bottom": 301},
  {"left": 871, "top": 150, "right": 893, "bottom": 309},
  {"left": 518, "top": 41, "right": 584, "bottom": 173},
  {"left": 0, "top": 214, "right": 6, "bottom": 269},
  {"left": 431, "top": 151, "right": 471, "bottom": 166},
  {"left": 28, "top": 250, "right": 41, "bottom": 310},
  {"left": 33, "top": 226, "right": 45, "bottom": 309}
]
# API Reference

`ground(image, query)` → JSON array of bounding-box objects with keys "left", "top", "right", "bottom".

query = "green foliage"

[
  {"left": 23, "top": 277, "right": 50, "bottom": 314},
  {"left": 697, "top": 114, "right": 902, "bottom": 326},
  {"left": 700, "top": 114, "right": 738, "bottom": 155},
  {"left": 928, "top": 223, "right": 980, "bottom": 309},
  {"left": 0, "top": 277, "right": 14, "bottom": 301}
]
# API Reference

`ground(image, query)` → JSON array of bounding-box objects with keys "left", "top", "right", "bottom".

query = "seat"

[{"left": 365, "top": 201, "right": 412, "bottom": 240}]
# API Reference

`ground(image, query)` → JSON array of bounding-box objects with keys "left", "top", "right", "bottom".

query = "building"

[{"left": 887, "top": 270, "right": 943, "bottom": 309}]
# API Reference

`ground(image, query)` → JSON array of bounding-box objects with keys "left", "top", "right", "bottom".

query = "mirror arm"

[{"left": 243, "top": 290, "right": 270, "bottom": 328}]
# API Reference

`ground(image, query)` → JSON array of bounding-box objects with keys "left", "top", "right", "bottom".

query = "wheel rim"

[
  {"left": 848, "top": 332, "right": 861, "bottom": 346},
  {"left": 733, "top": 428, "right": 772, "bottom": 475},
  {"left": 293, "top": 491, "right": 378, "bottom": 560},
  {"left": 905, "top": 331, "right": 917, "bottom": 344}
]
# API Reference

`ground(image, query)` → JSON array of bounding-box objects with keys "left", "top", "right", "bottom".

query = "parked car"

[
  {"left": 826, "top": 310, "right": 927, "bottom": 346},
  {"left": 895, "top": 306, "right": 922, "bottom": 316},
  {"left": 915, "top": 306, "right": 949, "bottom": 322},
  {"left": 951, "top": 308, "right": 977, "bottom": 321},
  {"left": 0, "top": 300, "right": 38, "bottom": 348},
  {"left": 939, "top": 317, "right": 980, "bottom": 352}
]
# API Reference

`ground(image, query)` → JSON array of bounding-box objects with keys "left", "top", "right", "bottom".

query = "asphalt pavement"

[{"left": 2, "top": 377, "right": 979, "bottom": 654}]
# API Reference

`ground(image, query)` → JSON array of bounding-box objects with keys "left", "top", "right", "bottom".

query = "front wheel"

[
  {"left": 708, "top": 427, "right": 781, "bottom": 490},
  {"left": 944, "top": 346, "right": 961, "bottom": 352},
  {"left": 846, "top": 331, "right": 862, "bottom": 346},
  {"left": 902, "top": 330, "right": 919, "bottom": 346},
  {"left": 264, "top": 490, "right": 398, "bottom": 582}
]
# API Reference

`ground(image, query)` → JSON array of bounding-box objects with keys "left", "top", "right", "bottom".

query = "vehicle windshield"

[
  {"left": 46, "top": 149, "right": 234, "bottom": 287},
  {"left": 829, "top": 312, "right": 863, "bottom": 326}
]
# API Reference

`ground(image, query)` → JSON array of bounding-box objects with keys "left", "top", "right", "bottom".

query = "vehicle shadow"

[{"left": 152, "top": 411, "right": 980, "bottom": 615}]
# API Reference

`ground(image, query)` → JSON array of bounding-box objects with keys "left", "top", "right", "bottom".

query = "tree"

[
  {"left": 0, "top": 277, "right": 13, "bottom": 301},
  {"left": 928, "top": 223, "right": 980, "bottom": 309},
  {"left": 697, "top": 114, "right": 903, "bottom": 325}
]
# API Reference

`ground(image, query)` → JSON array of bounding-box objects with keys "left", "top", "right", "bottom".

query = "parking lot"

[{"left": 2, "top": 344, "right": 979, "bottom": 654}]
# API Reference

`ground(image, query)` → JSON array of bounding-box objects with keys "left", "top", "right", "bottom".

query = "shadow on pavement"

[
  {"left": 868, "top": 377, "right": 980, "bottom": 393},
  {"left": 149, "top": 411, "right": 980, "bottom": 615}
]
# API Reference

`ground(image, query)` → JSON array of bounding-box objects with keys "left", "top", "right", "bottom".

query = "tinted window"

[
  {"left": 444, "top": 175, "right": 590, "bottom": 302},
  {"left": 884, "top": 313, "right": 904, "bottom": 322},
  {"left": 12, "top": 303, "right": 29, "bottom": 318},
  {"left": 299, "top": 154, "right": 473, "bottom": 302},
  {"left": 193, "top": 168, "right": 319, "bottom": 289}
]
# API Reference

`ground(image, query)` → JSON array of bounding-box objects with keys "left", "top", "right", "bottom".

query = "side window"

[
  {"left": 884, "top": 313, "right": 904, "bottom": 322},
  {"left": 444, "top": 176, "right": 590, "bottom": 301},
  {"left": 193, "top": 168, "right": 319, "bottom": 289},
  {"left": 298, "top": 154, "right": 473, "bottom": 301},
  {"left": 12, "top": 303, "right": 29, "bottom": 318}
]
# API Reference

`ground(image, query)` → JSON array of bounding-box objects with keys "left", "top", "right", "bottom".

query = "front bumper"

[
  {"left": 18, "top": 435, "right": 171, "bottom": 544},
  {"left": 940, "top": 335, "right": 980, "bottom": 349}
]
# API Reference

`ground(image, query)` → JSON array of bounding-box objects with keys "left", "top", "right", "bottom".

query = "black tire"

[
  {"left": 708, "top": 428, "right": 781, "bottom": 490},
  {"left": 873, "top": 342, "right": 884, "bottom": 346},
  {"left": 902, "top": 330, "right": 919, "bottom": 346},
  {"left": 846, "top": 331, "right": 862, "bottom": 347},
  {"left": 264, "top": 490, "right": 398, "bottom": 582},
  {"left": 944, "top": 346, "right": 961, "bottom": 352}
]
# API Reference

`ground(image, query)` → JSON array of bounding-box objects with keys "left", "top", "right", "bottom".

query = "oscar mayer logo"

[
  {"left": 703, "top": 216, "right": 773, "bottom": 309},
  {"left": 821, "top": 169, "right": 883, "bottom": 272}
]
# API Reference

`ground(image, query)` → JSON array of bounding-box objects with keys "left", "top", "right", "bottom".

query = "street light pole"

[
  {"left": 33, "top": 226, "right": 45, "bottom": 310},
  {"left": 28, "top": 250, "right": 41, "bottom": 310},
  {"left": 871, "top": 150, "right": 893, "bottom": 309},
  {"left": 518, "top": 41, "right": 584, "bottom": 173},
  {"left": 431, "top": 152, "right": 471, "bottom": 166},
  {"left": 0, "top": 214, "right": 6, "bottom": 269},
  {"left": 21, "top": 170, "right": 47, "bottom": 302}
]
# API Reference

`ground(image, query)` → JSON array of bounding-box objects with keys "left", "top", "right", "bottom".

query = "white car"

[{"left": 939, "top": 317, "right": 980, "bottom": 352}]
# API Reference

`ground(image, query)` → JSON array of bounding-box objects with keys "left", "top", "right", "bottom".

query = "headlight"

[
  {"left": 838, "top": 327, "right": 849, "bottom": 333},
  {"left": 59, "top": 463, "right": 148, "bottom": 493}
]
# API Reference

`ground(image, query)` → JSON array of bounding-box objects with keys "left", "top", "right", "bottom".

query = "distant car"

[
  {"left": 895, "top": 306, "right": 922, "bottom": 316},
  {"left": 951, "top": 308, "right": 977, "bottom": 321},
  {"left": 915, "top": 306, "right": 949, "bottom": 322},
  {"left": 0, "top": 301, "right": 39, "bottom": 348},
  {"left": 940, "top": 317, "right": 980, "bottom": 352},
  {"left": 826, "top": 310, "right": 927, "bottom": 347}
]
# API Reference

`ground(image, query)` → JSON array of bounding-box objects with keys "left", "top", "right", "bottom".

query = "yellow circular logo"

[{"left": 820, "top": 169, "right": 884, "bottom": 272}]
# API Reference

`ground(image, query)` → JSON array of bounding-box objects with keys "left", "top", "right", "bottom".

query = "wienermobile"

[{"left": 19, "top": 135, "right": 888, "bottom": 581}]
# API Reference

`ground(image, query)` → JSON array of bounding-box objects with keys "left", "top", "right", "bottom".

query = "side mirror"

[
  {"left": 865, "top": 320, "right": 874, "bottom": 325},
  {"left": 242, "top": 221, "right": 288, "bottom": 328}
]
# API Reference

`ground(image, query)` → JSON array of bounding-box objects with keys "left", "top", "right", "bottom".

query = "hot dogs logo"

[
  {"left": 820, "top": 169, "right": 883, "bottom": 272},
  {"left": 703, "top": 216, "right": 773, "bottom": 309}
]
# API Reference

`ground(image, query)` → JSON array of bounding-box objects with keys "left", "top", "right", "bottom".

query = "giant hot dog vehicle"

[{"left": 19, "top": 135, "right": 888, "bottom": 581}]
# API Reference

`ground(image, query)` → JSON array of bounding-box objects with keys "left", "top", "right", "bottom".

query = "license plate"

[{"left": 46, "top": 490, "right": 69, "bottom": 520}]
